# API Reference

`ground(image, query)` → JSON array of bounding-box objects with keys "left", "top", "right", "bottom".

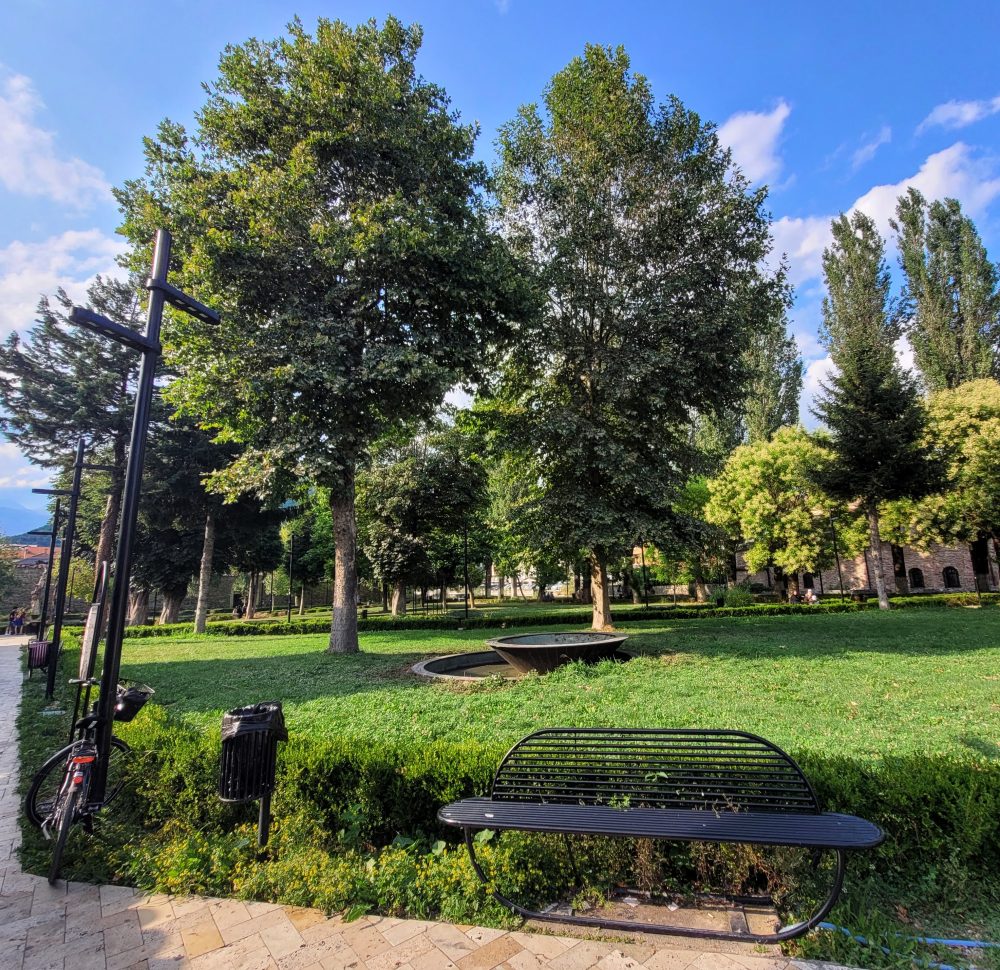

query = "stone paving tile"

[{"left": 0, "top": 639, "right": 863, "bottom": 970}]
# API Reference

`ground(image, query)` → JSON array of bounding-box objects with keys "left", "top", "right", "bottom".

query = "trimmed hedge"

[{"left": 121, "top": 592, "right": 999, "bottom": 639}]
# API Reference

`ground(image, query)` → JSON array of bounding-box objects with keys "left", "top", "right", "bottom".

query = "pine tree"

[
  {"left": 892, "top": 188, "right": 1000, "bottom": 388},
  {"left": 0, "top": 275, "right": 143, "bottom": 577},
  {"left": 813, "top": 211, "right": 939, "bottom": 609}
]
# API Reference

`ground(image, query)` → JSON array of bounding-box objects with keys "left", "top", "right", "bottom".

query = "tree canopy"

[
  {"left": 892, "top": 189, "right": 1000, "bottom": 389},
  {"left": 115, "top": 16, "right": 523, "bottom": 652},
  {"left": 481, "top": 44, "right": 788, "bottom": 628}
]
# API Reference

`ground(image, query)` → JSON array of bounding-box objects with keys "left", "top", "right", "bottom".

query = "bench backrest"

[{"left": 491, "top": 728, "right": 819, "bottom": 814}]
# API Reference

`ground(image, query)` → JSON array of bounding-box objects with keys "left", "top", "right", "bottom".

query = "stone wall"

[{"left": 738, "top": 539, "right": 999, "bottom": 595}]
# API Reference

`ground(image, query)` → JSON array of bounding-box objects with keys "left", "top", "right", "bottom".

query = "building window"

[
  {"left": 908, "top": 568, "right": 924, "bottom": 589},
  {"left": 803, "top": 572, "right": 814, "bottom": 589},
  {"left": 943, "top": 566, "right": 961, "bottom": 589}
]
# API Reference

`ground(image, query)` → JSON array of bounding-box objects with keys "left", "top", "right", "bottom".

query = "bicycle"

[{"left": 25, "top": 678, "right": 153, "bottom": 883}]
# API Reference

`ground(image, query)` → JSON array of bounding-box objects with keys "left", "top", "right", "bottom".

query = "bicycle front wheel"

[
  {"left": 48, "top": 784, "right": 78, "bottom": 884},
  {"left": 25, "top": 737, "right": 130, "bottom": 828}
]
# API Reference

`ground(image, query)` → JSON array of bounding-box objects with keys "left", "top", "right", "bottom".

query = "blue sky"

[{"left": 1, "top": 0, "right": 999, "bottom": 514}]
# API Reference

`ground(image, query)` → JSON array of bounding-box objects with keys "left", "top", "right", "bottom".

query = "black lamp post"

[
  {"left": 463, "top": 521, "right": 470, "bottom": 622},
  {"left": 829, "top": 514, "right": 846, "bottom": 602},
  {"left": 69, "top": 228, "right": 219, "bottom": 804},
  {"left": 286, "top": 531, "right": 294, "bottom": 623},
  {"left": 639, "top": 534, "right": 650, "bottom": 609},
  {"left": 27, "top": 499, "right": 62, "bottom": 644}
]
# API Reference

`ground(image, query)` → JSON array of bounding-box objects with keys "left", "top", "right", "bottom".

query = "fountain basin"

[{"left": 486, "top": 631, "right": 628, "bottom": 674}]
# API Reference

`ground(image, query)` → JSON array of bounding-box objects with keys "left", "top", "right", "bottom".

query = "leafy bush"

[{"left": 723, "top": 583, "right": 754, "bottom": 607}]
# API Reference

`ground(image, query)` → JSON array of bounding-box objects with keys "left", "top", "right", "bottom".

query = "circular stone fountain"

[{"left": 412, "top": 631, "right": 629, "bottom": 681}]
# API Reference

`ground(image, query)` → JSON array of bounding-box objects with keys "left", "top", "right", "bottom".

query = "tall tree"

[
  {"left": 115, "top": 17, "right": 522, "bottom": 653},
  {"left": 0, "top": 275, "right": 142, "bottom": 577},
  {"left": 812, "top": 211, "right": 939, "bottom": 609},
  {"left": 485, "top": 44, "right": 786, "bottom": 629},
  {"left": 742, "top": 306, "right": 803, "bottom": 444},
  {"left": 892, "top": 189, "right": 1000, "bottom": 389}
]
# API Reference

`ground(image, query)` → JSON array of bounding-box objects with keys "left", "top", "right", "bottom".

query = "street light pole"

[
  {"left": 69, "top": 229, "right": 219, "bottom": 805},
  {"left": 28, "top": 499, "right": 61, "bottom": 644},
  {"left": 830, "top": 514, "right": 846, "bottom": 602},
  {"left": 639, "top": 535, "right": 650, "bottom": 610},
  {"left": 463, "top": 521, "right": 470, "bottom": 622},
  {"left": 286, "top": 532, "right": 294, "bottom": 623}
]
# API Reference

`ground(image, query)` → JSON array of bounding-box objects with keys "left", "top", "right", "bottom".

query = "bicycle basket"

[{"left": 115, "top": 682, "right": 154, "bottom": 722}]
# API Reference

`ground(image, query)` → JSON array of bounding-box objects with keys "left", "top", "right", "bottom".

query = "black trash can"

[
  {"left": 219, "top": 701, "right": 287, "bottom": 846},
  {"left": 26, "top": 640, "right": 50, "bottom": 676}
]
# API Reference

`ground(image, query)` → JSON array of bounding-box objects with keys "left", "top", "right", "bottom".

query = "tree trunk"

[
  {"left": 381, "top": 580, "right": 389, "bottom": 613},
  {"left": 484, "top": 559, "right": 493, "bottom": 598},
  {"left": 328, "top": 478, "right": 359, "bottom": 653},
  {"left": 439, "top": 582, "right": 447, "bottom": 610},
  {"left": 867, "top": 505, "right": 890, "bottom": 610},
  {"left": 299, "top": 584, "right": 306, "bottom": 616},
  {"left": 468, "top": 585, "right": 477, "bottom": 610},
  {"left": 537, "top": 581, "right": 546, "bottom": 602},
  {"left": 94, "top": 478, "right": 123, "bottom": 585},
  {"left": 590, "top": 552, "right": 613, "bottom": 630},
  {"left": 128, "top": 588, "right": 149, "bottom": 627},
  {"left": 694, "top": 580, "right": 709, "bottom": 603},
  {"left": 391, "top": 581, "right": 406, "bottom": 616},
  {"left": 194, "top": 512, "right": 216, "bottom": 634},
  {"left": 158, "top": 589, "right": 184, "bottom": 625},
  {"left": 243, "top": 572, "right": 257, "bottom": 619},
  {"left": 497, "top": 574, "right": 505, "bottom": 600},
  {"left": 579, "top": 570, "right": 592, "bottom": 604}
]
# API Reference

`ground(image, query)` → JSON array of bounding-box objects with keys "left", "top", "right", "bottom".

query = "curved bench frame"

[
  {"left": 447, "top": 727, "right": 876, "bottom": 943},
  {"left": 464, "top": 829, "right": 846, "bottom": 943}
]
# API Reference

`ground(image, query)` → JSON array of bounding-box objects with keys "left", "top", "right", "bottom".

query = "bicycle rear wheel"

[
  {"left": 26, "top": 737, "right": 130, "bottom": 828},
  {"left": 48, "top": 785, "right": 78, "bottom": 884}
]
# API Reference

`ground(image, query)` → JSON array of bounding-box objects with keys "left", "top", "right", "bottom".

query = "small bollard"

[{"left": 219, "top": 701, "right": 288, "bottom": 847}]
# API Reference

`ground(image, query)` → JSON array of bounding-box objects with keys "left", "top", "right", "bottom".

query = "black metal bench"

[{"left": 439, "top": 727, "right": 884, "bottom": 942}]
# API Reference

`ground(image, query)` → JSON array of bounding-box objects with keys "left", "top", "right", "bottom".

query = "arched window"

[
  {"left": 908, "top": 568, "right": 924, "bottom": 590},
  {"left": 803, "top": 572, "right": 814, "bottom": 589},
  {"left": 943, "top": 566, "right": 960, "bottom": 589}
]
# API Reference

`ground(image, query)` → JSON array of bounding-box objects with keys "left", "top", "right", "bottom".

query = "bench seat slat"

[{"left": 439, "top": 798, "right": 885, "bottom": 850}]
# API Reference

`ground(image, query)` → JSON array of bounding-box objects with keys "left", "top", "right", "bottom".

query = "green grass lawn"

[
  {"left": 20, "top": 604, "right": 1000, "bottom": 968},
  {"left": 119, "top": 606, "right": 1000, "bottom": 761}
]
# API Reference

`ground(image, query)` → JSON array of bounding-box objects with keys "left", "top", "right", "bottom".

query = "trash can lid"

[{"left": 221, "top": 700, "right": 288, "bottom": 742}]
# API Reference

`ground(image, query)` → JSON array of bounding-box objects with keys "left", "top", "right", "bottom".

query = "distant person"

[
  {"left": 13, "top": 609, "right": 24, "bottom": 635},
  {"left": 6, "top": 610, "right": 14, "bottom": 635},
  {"left": 803, "top": 588, "right": 818, "bottom": 605}
]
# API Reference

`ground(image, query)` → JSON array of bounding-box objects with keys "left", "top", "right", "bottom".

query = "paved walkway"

[{"left": 0, "top": 638, "right": 847, "bottom": 970}]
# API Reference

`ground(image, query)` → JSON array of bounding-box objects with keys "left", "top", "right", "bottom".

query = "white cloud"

[
  {"left": 495, "top": 0, "right": 511, "bottom": 12},
  {"left": 853, "top": 142, "right": 1000, "bottom": 231},
  {"left": 773, "top": 143, "right": 1000, "bottom": 287},
  {"left": 717, "top": 100, "right": 791, "bottom": 184},
  {"left": 799, "top": 354, "right": 834, "bottom": 428},
  {"left": 851, "top": 125, "right": 891, "bottom": 170},
  {"left": 0, "top": 443, "right": 49, "bottom": 489},
  {"left": 770, "top": 214, "right": 830, "bottom": 285},
  {"left": 0, "top": 229, "right": 125, "bottom": 338},
  {"left": 917, "top": 95, "right": 1000, "bottom": 133},
  {"left": 0, "top": 68, "right": 110, "bottom": 208}
]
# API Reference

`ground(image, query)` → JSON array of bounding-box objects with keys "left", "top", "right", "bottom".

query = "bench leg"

[{"left": 463, "top": 829, "right": 846, "bottom": 944}]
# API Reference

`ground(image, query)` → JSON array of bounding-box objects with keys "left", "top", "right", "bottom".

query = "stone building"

[{"left": 737, "top": 537, "right": 999, "bottom": 596}]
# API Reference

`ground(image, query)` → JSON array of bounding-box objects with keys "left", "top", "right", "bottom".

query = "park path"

[{"left": 0, "top": 638, "right": 849, "bottom": 970}]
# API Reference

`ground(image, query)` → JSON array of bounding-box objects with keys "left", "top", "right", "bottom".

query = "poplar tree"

[
  {"left": 486, "top": 45, "right": 785, "bottom": 629},
  {"left": 892, "top": 189, "right": 1000, "bottom": 388},
  {"left": 812, "top": 211, "right": 938, "bottom": 609}
]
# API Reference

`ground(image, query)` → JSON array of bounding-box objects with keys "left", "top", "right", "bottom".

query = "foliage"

[
  {"left": 883, "top": 380, "right": 1000, "bottom": 551},
  {"left": 0, "top": 275, "right": 144, "bottom": 571},
  {"left": 481, "top": 44, "right": 787, "bottom": 629},
  {"left": 115, "top": 16, "right": 523, "bottom": 653},
  {"left": 706, "top": 426, "right": 867, "bottom": 576},
  {"left": 892, "top": 188, "right": 1000, "bottom": 390},
  {"left": 813, "top": 210, "right": 940, "bottom": 608}
]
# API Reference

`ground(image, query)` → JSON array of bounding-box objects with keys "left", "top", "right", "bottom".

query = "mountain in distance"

[{"left": 0, "top": 505, "right": 51, "bottom": 542}]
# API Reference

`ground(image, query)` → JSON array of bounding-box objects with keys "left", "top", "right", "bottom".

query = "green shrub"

[{"left": 723, "top": 583, "right": 754, "bottom": 607}]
